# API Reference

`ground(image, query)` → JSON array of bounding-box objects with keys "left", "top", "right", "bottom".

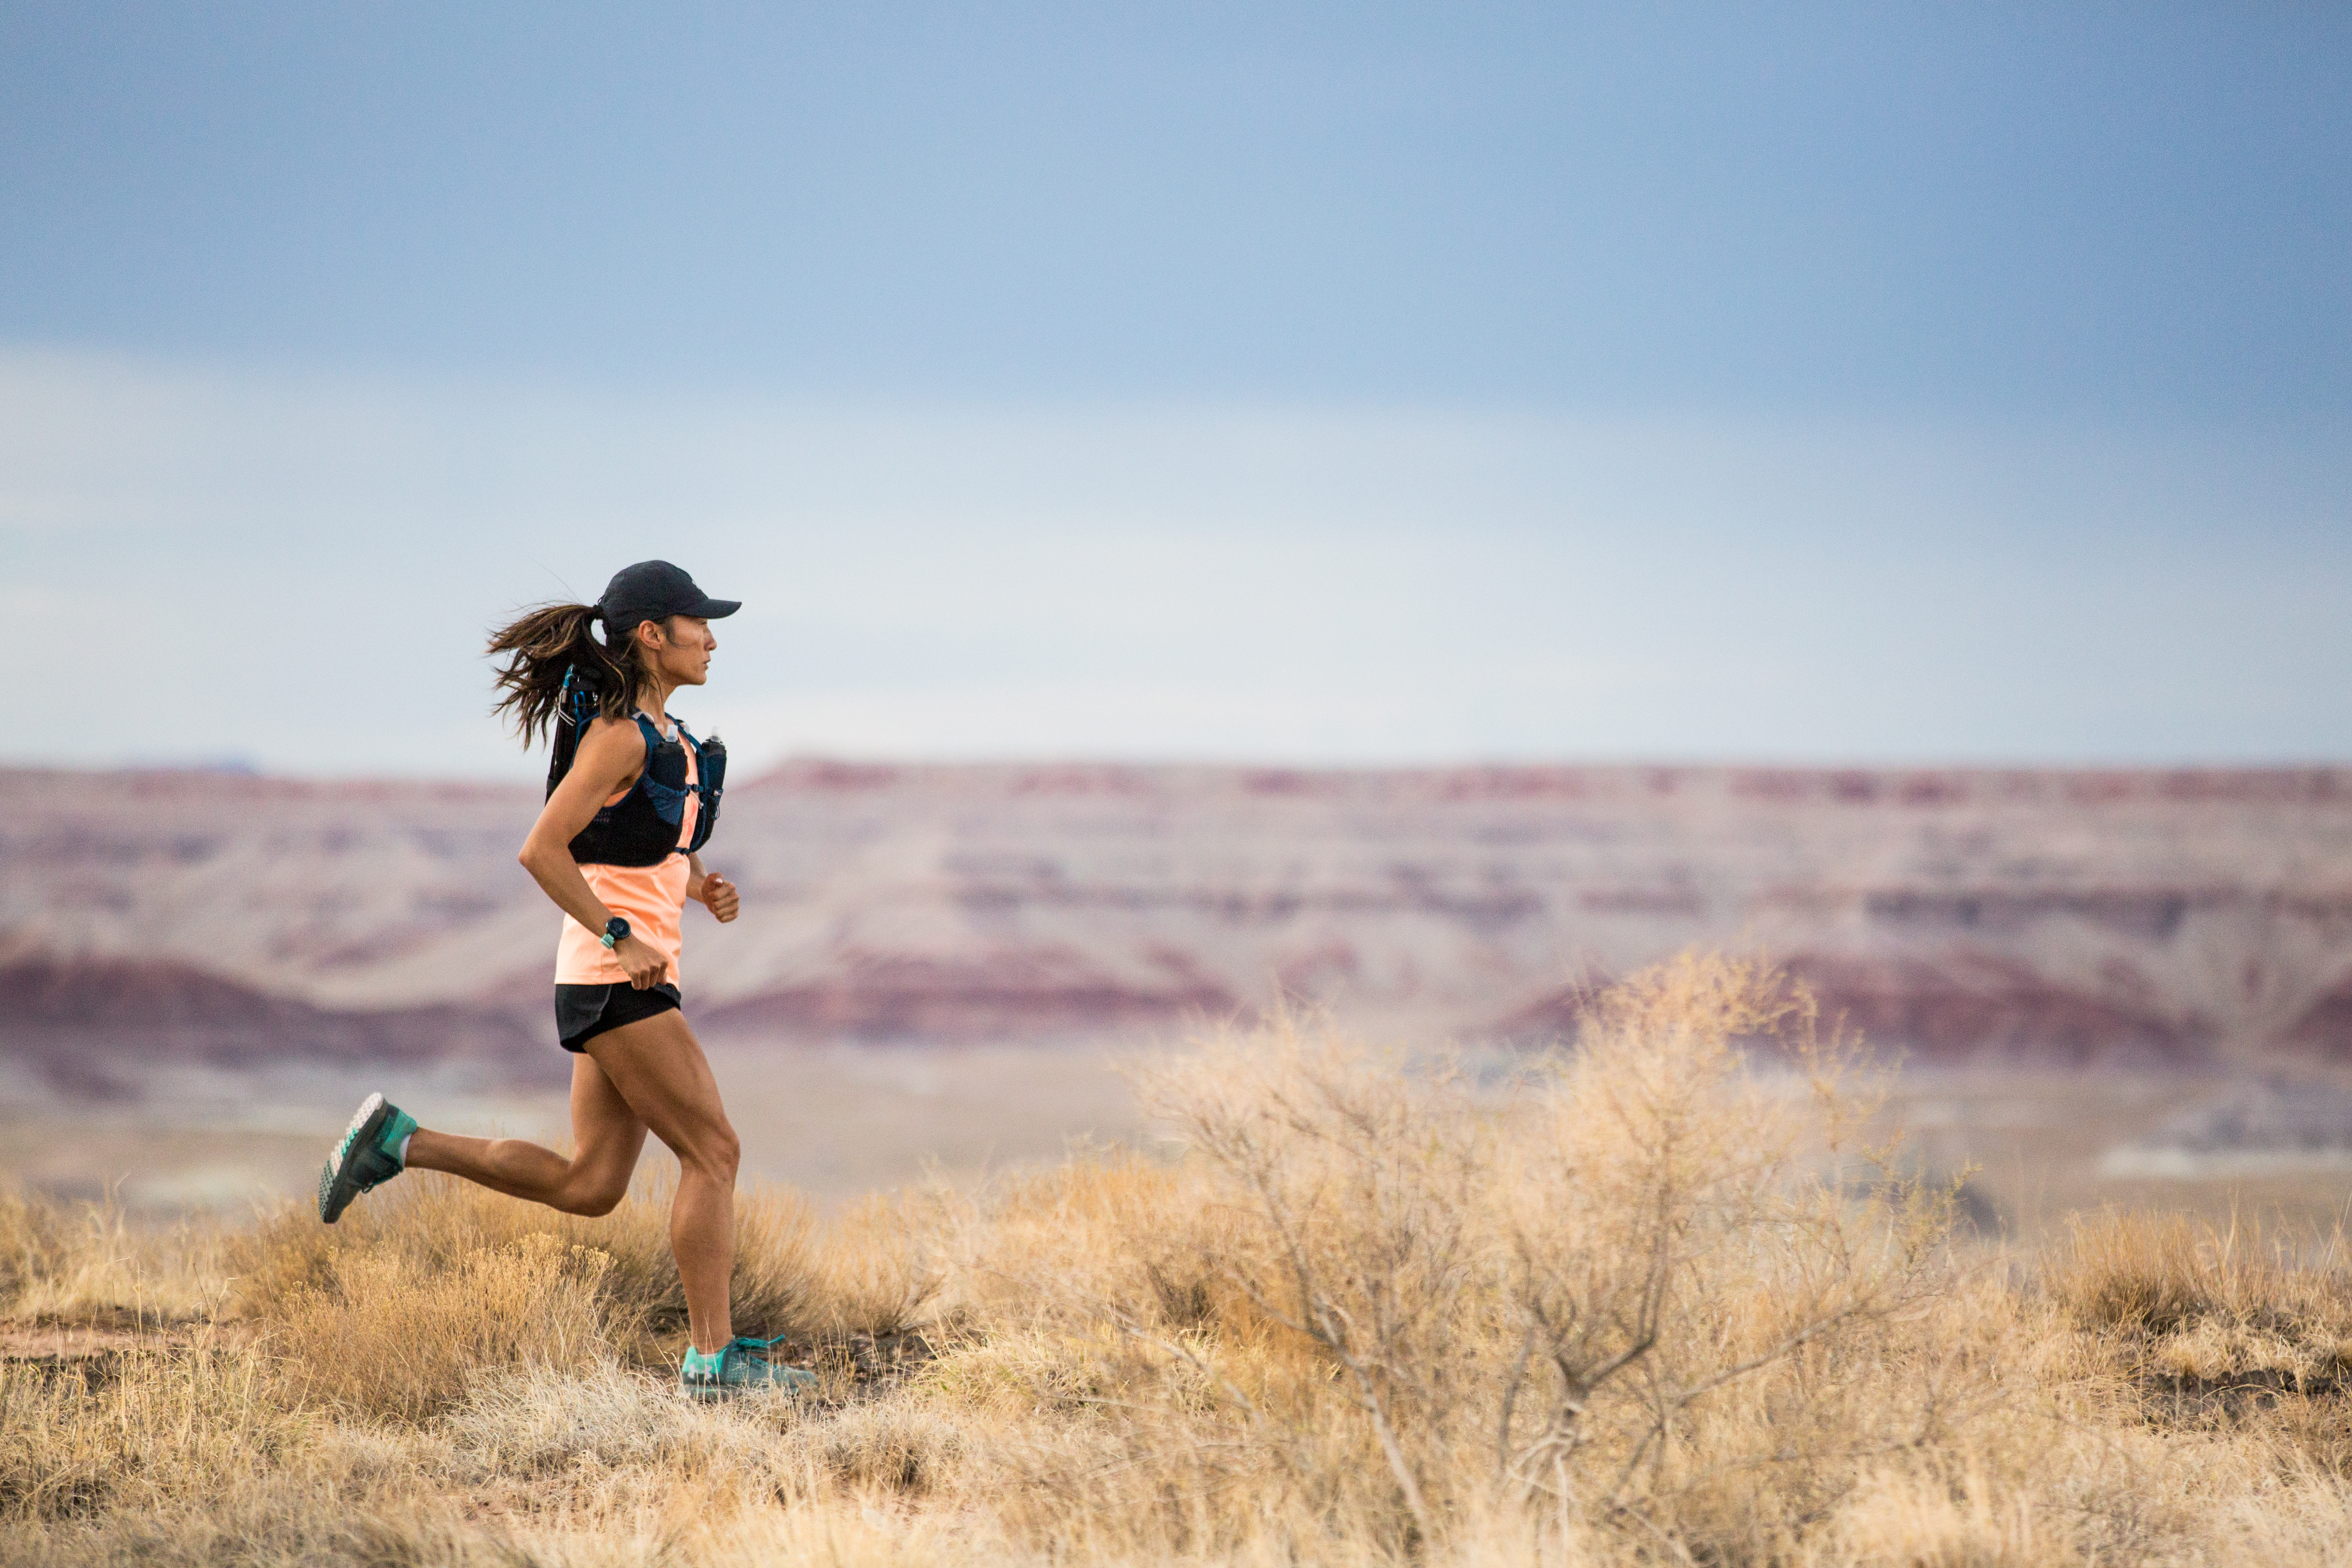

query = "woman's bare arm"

[{"left": 518, "top": 718, "right": 670, "bottom": 987}]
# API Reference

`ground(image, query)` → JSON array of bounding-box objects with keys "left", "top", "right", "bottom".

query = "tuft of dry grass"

[
  {"left": 213, "top": 1164, "right": 856, "bottom": 1420},
  {"left": 268, "top": 1230, "right": 614, "bottom": 1422},
  {"left": 0, "top": 1335, "right": 293, "bottom": 1524},
  {"left": 0, "top": 1179, "right": 225, "bottom": 1329},
  {"left": 811, "top": 1189, "right": 948, "bottom": 1338},
  {"left": 0, "top": 1181, "right": 70, "bottom": 1308},
  {"left": 8, "top": 954, "right": 2352, "bottom": 1565},
  {"left": 228, "top": 1166, "right": 823, "bottom": 1346},
  {"left": 2055, "top": 1209, "right": 2236, "bottom": 1336},
  {"left": 2047, "top": 1203, "right": 2352, "bottom": 1436}
]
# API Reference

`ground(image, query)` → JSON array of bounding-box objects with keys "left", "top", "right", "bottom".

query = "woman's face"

[{"left": 643, "top": 615, "right": 715, "bottom": 687}]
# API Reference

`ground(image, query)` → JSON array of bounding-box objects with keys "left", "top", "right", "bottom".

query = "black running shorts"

[{"left": 555, "top": 981, "right": 682, "bottom": 1052}]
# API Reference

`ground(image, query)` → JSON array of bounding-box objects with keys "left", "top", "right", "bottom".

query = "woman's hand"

[
  {"left": 698, "top": 872, "right": 740, "bottom": 924},
  {"left": 614, "top": 933, "right": 670, "bottom": 990}
]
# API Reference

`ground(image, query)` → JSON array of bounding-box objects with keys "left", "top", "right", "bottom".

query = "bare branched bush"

[{"left": 1036, "top": 953, "right": 1980, "bottom": 1561}]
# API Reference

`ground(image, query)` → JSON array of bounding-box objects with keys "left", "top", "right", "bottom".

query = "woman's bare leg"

[
  {"left": 577, "top": 1011, "right": 740, "bottom": 1354},
  {"left": 406, "top": 1053, "right": 649, "bottom": 1216},
  {"left": 403, "top": 1012, "right": 738, "bottom": 1352}
]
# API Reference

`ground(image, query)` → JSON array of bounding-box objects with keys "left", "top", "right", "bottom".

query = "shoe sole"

[
  {"left": 680, "top": 1374, "right": 818, "bottom": 1403},
  {"left": 319, "top": 1092, "right": 392, "bottom": 1224}
]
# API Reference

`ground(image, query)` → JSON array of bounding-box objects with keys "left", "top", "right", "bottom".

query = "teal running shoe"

[
  {"left": 680, "top": 1336, "right": 819, "bottom": 1402},
  {"left": 317, "top": 1092, "right": 417, "bottom": 1224}
]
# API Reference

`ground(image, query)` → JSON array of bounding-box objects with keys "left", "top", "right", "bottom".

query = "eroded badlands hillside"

[{"left": 5, "top": 763, "right": 2351, "bottom": 1091}]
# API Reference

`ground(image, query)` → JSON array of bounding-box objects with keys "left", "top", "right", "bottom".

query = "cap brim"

[{"left": 685, "top": 597, "right": 741, "bottom": 619}]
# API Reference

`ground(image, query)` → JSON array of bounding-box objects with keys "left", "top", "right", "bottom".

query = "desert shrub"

[
  {"left": 938, "top": 1154, "right": 1231, "bottom": 1335},
  {"left": 2260, "top": 1393, "right": 2352, "bottom": 1479},
  {"left": 902, "top": 954, "right": 1987, "bottom": 1562}
]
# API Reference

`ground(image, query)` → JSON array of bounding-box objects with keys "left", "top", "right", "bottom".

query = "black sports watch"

[{"left": 600, "top": 916, "right": 632, "bottom": 950}]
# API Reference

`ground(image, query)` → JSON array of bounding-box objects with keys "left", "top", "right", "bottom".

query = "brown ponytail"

[{"left": 486, "top": 603, "right": 655, "bottom": 748}]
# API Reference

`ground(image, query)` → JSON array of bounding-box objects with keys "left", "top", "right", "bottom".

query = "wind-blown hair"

[{"left": 486, "top": 603, "right": 656, "bottom": 749}]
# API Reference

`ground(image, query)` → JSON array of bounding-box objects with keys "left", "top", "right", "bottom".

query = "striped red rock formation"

[{"left": 4, "top": 763, "right": 2349, "bottom": 1093}]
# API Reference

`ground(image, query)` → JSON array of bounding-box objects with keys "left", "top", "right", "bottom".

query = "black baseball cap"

[{"left": 595, "top": 561, "right": 741, "bottom": 640}]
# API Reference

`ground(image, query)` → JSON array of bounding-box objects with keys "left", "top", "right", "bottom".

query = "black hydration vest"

[{"left": 546, "top": 667, "right": 727, "bottom": 868}]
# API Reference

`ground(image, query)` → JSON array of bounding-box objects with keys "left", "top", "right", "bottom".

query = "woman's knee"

[
  {"left": 682, "top": 1123, "right": 740, "bottom": 1185},
  {"left": 557, "top": 1181, "right": 629, "bottom": 1218},
  {"left": 554, "top": 1148, "right": 637, "bottom": 1217}
]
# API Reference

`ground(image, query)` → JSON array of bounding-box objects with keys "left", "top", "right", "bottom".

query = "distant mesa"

[
  {"left": 1769, "top": 952, "right": 2209, "bottom": 1066},
  {"left": 4, "top": 761, "right": 2350, "bottom": 1098},
  {"left": 701, "top": 948, "right": 1241, "bottom": 1042},
  {"left": 1494, "top": 953, "right": 2210, "bottom": 1066},
  {"left": 0, "top": 955, "right": 542, "bottom": 1098}
]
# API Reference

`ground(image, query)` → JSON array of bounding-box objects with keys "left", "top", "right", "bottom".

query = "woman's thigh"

[
  {"left": 568, "top": 1051, "right": 650, "bottom": 1187},
  {"left": 580, "top": 1009, "right": 735, "bottom": 1168}
]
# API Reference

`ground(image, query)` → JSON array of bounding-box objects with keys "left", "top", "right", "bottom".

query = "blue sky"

[{"left": 3, "top": 3, "right": 2347, "bottom": 772}]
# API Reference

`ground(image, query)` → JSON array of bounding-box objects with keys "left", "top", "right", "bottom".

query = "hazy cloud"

[{"left": 6, "top": 351, "right": 2347, "bottom": 776}]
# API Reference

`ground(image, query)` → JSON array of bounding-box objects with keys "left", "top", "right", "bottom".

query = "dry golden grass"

[
  {"left": 6, "top": 953, "right": 2352, "bottom": 1565},
  {"left": 0, "top": 1181, "right": 224, "bottom": 1330}
]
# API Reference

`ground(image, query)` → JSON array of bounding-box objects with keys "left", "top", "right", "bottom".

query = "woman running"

[{"left": 314, "top": 559, "right": 811, "bottom": 1401}]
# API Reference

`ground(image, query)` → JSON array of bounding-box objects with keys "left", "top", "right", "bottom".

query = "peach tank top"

[{"left": 553, "top": 721, "right": 699, "bottom": 987}]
